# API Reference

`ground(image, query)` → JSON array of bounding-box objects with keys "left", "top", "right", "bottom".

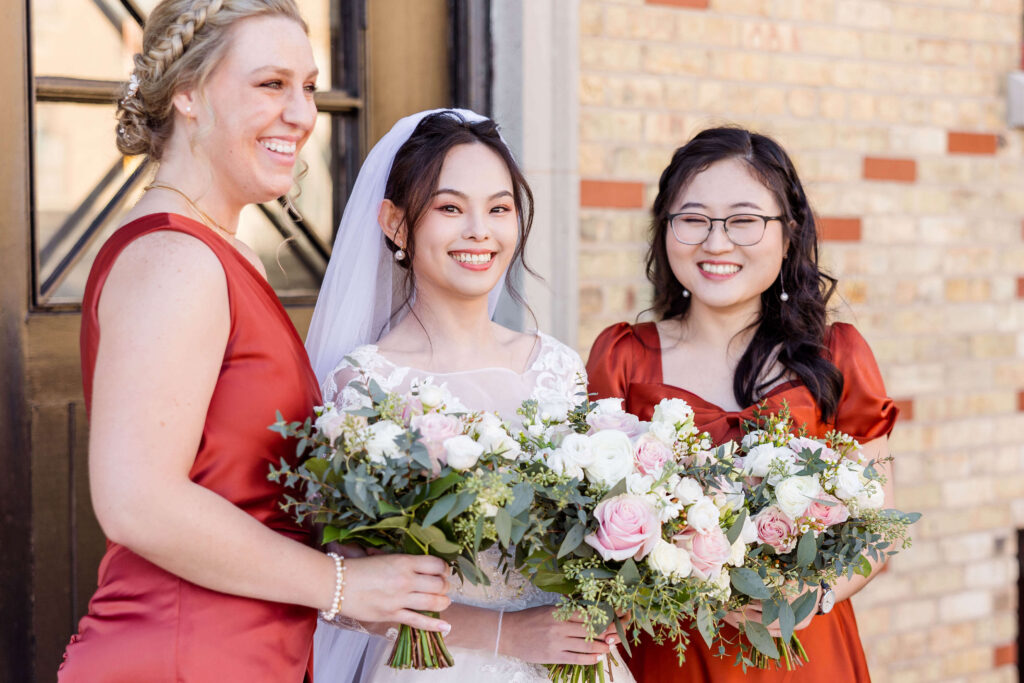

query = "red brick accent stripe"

[
  {"left": 646, "top": 0, "right": 710, "bottom": 7},
  {"left": 818, "top": 217, "right": 862, "bottom": 242},
  {"left": 580, "top": 180, "right": 645, "bottom": 209},
  {"left": 863, "top": 157, "right": 916, "bottom": 182},
  {"left": 1018, "top": 391, "right": 1024, "bottom": 412},
  {"left": 948, "top": 132, "right": 998, "bottom": 155},
  {"left": 994, "top": 642, "right": 1016, "bottom": 667},
  {"left": 1017, "top": 277, "right": 1024, "bottom": 299},
  {"left": 894, "top": 399, "right": 914, "bottom": 422}
]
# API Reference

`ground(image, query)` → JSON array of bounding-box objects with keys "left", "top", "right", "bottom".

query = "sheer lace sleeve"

[
  {"left": 530, "top": 333, "right": 589, "bottom": 409},
  {"left": 320, "top": 344, "right": 410, "bottom": 408}
]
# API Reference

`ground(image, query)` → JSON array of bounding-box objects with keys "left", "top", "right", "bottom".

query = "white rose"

[
  {"left": 315, "top": 404, "right": 346, "bottom": 444},
  {"left": 673, "top": 477, "right": 704, "bottom": 506},
  {"left": 417, "top": 383, "right": 447, "bottom": 410},
  {"left": 444, "top": 435, "right": 484, "bottom": 470},
  {"left": 584, "top": 429, "right": 635, "bottom": 488},
  {"left": 546, "top": 449, "right": 584, "bottom": 480},
  {"left": 648, "top": 420, "right": 678, "bottom": 445},
  {"left": 652, "top": 398, "right": 694, "bottom": 427},
  {"left": 474, "top": 412, "right": 505, "bottom": 434},
  {"left": 364, "top": 421, "right": 404, "bottom": 463},
  {"left": 686, "top": 497, "right": 721, "bottom": 535},
  {"left": 744, "top": 444, "right": 796, "bottom": 479},
  {"left": 775, "top": 475, "right": 824, "bottom": 520},
  {"left": 648, "top": 539, "right": 693, "bottom": 582},
  {"left": 831, "top": 460, "right": 866, "bottom": 501},
  {"left": 728, "top": 536, "right": 747, "bottom": 567},
  {"left": 559, "top": 433, "right": 595, "bottom": 467},
  {"left": 739, "top": 514, "right": 759, "bottom": 544},
  {"left": 854, "top": 479, "right": 885, "bottom": 511},
  {"left": 593, "top": 397, "right": 625, "bottom": 415},
  {"left": 478, "top": 427, "right": 521, "bottom": 460},
  {"left": 741, "top": 430, "right": 767, "bottom": 450}
]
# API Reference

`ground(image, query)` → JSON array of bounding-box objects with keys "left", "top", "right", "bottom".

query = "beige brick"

[
  {"left": 580, "top": 109, "right": 644, "bottom": 143},
  {"left": 643, "top": 43, "right": 709, "bottom": 75}
]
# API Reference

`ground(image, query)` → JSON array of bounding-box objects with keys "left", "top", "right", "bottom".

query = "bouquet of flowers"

[
  {"left": 509, "top": 396, "right": 747, "bottom": 683},
  {"left": 697, "top": 404, "right": 920, "bottom": 670},
  {"left": 268, "top": 365, "right": 528, "bottom": 670}
]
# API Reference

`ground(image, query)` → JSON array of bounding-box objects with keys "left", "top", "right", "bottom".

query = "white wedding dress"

[{"left": 313, "top": 332, "right": 634, "bottom": 683}]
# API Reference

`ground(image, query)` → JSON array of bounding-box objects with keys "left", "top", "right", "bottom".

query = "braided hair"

[
  {"left": 645, "top": 127, "right": 844, "bottom": 422},
  {"left": 116, "top": 0, "right": 306, "bottom": 159}
]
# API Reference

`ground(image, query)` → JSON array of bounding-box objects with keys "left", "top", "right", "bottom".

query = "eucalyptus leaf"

[
  {"left": 726, "top": 509, "right": 748, "bottom": 545},
  {"left": 778, "top": 598, "right": 795, "bottom": 643},
  {"left": 792, "top": 590, "right": 817, "bottom": 625},
  {"left": 761, "top": 598, "right": 780, "bottom": 627},
  {"left": 853, "top": 554, "right": 873, "bottom": 577},
  {"left": 558, "top": 524, "right": 586, "bottom": 559},
  {"left": 796, "top": 530, "right": 817, "bottom": 567},
  {"left": 743, "top": 621, "right": 779, "bottom": 659},
  {"left": 446, "top": 491, "right": 477, "bottom": 522},
  {"left": 321, "top": 526, "right": 342, "bottom": 544},
  {"left": 619, "top": 558, "right": 641, "bottom": 585},
  {"left": 730, "top": 567, "right": 771, "bottom": 600},
  {"left": 507, "top": 482, "right": 535, "bottom": 517},
  {"left": 495, "top": 508, "right": 512, "bottom": 547},
  {"left": 614, "top": 615, "right": 632, "bottom": 656},
  {"left": 696, "top": 602, "right": 715, "bottom": 648},
  {"left": 344, "top": 477, "right": 377, "bottom": 519},
  {"left": 408, "top": 523, "right": 461, "bottom": 554},
  {"left": 422, "top": 494, "right": 458, "bottom": 529}
]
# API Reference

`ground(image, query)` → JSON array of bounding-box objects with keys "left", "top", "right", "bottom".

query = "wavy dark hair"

[
  {"left": 383, "top": 110, "right": 536, "bottom": 323},
  {"left": 646, "top": 126, "right": 843, "bottom": 422}
]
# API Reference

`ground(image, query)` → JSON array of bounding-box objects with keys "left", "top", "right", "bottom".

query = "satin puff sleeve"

[
  {"left": 828, "top": 323, "right": 900, "bottom": 441},
  {"left": 586, "top": 322, "right": 644, "bottom": 402}
]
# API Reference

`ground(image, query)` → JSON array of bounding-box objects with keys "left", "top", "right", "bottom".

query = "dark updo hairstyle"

[
  {"left": 383, "top": 110, "right": 536, "bottom": 318},
  {"left": 646, "top": 126, "right": 843, "bottom": 422}
]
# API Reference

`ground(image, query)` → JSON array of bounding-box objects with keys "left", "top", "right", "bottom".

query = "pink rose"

[
  {"left": 634, "top": 434, "right": 674, "bottom": 476},
  {"left": 805, "top": 494, "right": 850, "bottom": 527},
  {"left": 673, "top": 527, "right": 732, "bottom": 581},
  {"left": 411, "top": 413, "right": 463, "bottom": 470},
  {"left": 588, "top": 411, "right": 644, "bottom": 438},
  {"left": 753, "top": 505, "right": 798, "bottom": 554},
  {"left": 789, "top": 436, "right": 838, "bottom": 463},
  {"left": 584, "top": 494, "right": 662, "bottom": 562}
]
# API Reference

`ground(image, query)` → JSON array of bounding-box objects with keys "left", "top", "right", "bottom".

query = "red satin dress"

[
  {"left": 587, "top": 321, "right": 898, "bottom": 683},
  {"left": 59, "top": 214, "right": 321, "bottom": 682}
]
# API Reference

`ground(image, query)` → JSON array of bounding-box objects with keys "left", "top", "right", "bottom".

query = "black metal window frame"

[{"left": 28, "top": 0, "right": 365, "bottom": 311}]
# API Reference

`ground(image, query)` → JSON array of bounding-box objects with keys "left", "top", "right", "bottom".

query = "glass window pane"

[{"left": 32, "top": 0, "right": 140, "bottom": 81}]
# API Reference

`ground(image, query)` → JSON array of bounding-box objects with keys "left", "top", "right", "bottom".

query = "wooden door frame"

[{"left": 1, "top": 0, "right": 34, "bottom": 679}]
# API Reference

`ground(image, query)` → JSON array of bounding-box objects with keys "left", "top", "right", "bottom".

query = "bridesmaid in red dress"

[
  {"left": 587, "top": 127, "right": 898, "bottom": 682},
  {"left": 59, "top": 2, "right": 450, "bottom": 680}
]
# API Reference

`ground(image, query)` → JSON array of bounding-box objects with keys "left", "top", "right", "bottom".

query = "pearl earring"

[
  {"left": 682, "top": 288, "right": 690, "bottom": 298},
  {"left": 394, "top": 249, "right": 405, "bottom": 262},
  {"left": 779, "top": 269, "right": 790, "bottom": 302}
]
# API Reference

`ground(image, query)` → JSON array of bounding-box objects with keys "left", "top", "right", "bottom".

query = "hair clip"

[{"left": 121, "top": 73, "right": 140, "bottom": 105}]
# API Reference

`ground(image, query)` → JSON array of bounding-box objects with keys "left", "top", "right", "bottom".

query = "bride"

[{"left": 304, "top": 109, "right": 633, "bottom": 682}]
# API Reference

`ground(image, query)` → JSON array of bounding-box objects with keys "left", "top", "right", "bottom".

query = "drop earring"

[
  {"left": 779, "top": 270, "right": 790, "bottom": 302},
  {"left": 394, "top": 248, "right": 405, "bottom": 262},
  {"left": 682, "top": 288, "right": 690, "bottom": 298}
]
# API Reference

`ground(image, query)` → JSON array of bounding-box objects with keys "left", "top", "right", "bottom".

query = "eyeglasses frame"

[{"left": 666, "top": 212, "right": 784, "bottom": 246}]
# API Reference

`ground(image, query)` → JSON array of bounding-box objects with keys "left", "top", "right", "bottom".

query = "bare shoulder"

[{"left": 99, "top": 229, "right": 229, "bottom": 332}]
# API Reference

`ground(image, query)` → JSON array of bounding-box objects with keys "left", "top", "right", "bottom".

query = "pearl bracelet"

[{"left": 320, "top": 552, "right": 346, "bottom": 622}]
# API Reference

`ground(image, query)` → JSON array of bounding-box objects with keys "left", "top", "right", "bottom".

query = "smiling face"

[
  {"left": 401, "top": 142, "right": 517, "bottom": 305},
  {"left": 187, "top": 14, "right": 318, "bottom": 206},
  {"left": 665, "top": 157, "right": 788, "bottom": 316}
]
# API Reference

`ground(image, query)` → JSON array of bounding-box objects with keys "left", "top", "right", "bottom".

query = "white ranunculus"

[
  {"left": 673, "top": 477, "right": 705, "bottom": 506},
  {"left": 648, "top": 420, "right": 678, "bottom": 445},
  {"left": 417, "top": 383, "right": 447, "bottom": 410},
  {"left": 593, "top": 397, "right": 625, "bottom": 415},
  {"left": 686, "top": 496, "right": 722, "bottom": 535},
  {"left": 626, "top": 472, "right": 657, "bottom": 496},
  {"left": 728, "top": 536, "right": 747, "bottom": 567},
  {"left": 648, "top": 539, "right": 693, "bottom": 582},
  {"left": 315, "top": 404, "right": 346, "bottom": 444},
  {"left": 559, "top": 433, "right": 595, "bottom": 468},
  {"left": 831, "top": 460, "right": 866, "bottom": 501},
  {"left": 538, "top": 399, "right": 572, "bottom": 422},
  {"left": 364, "top": 421, "right": 404, "bottom": 463},
  {"left": 477, "top": 427, "right": 521, "bottom": 460},
  {"left": 741, "top": 430, "right": 767, "bottom": 450},
  {"left": 444, "top": 435, "right": 485, "bottom": 470},
  {"left": 710, "top": 567, "right": 732, "bottom": 600},
  {"left": 584, "top": 429, "right": 636, "bottom": 488},
  {"left": 652, "top": 398, "right": 694, "bottom": 427},
  {"left": 744, "top": 444, "right": 796, "bottom": 479},
  {"left": 854, "top": 479, "right": 885, "bottom": 511},
  {"left": 546, "top": 448, "right": 584, "bottom": 480},
  {"left": 775, "top": 475, "right": 824, "bottom": 520}
]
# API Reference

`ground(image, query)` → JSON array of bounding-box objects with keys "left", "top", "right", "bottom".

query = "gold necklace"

[{"left": 144, "top": 182, "right": 236, "bottom": 238}]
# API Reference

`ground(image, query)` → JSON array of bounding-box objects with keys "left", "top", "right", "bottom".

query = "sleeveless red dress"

[
  {"left": 586, "top": 321, "right": 898, "bottom": 683},
  {"left": 59, "top": 214, "right": 321, "bottom": 682}
]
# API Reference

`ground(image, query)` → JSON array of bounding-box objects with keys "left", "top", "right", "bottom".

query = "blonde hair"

[{"left": 116, "top": 0, "right": 307, "bottom": 160}]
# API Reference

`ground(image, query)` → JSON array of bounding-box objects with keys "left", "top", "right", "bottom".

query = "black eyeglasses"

[{"left": 667, "top": 213, "right": 783, "bottom": 246}]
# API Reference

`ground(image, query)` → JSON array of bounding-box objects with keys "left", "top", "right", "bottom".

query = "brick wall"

[{"left": 577, "top": 1, "right": 1024, "bottom": 681}]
